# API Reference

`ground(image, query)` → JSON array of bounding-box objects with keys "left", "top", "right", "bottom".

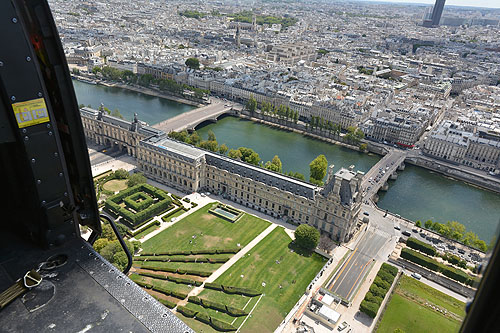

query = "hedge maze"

[{"left": 104, "top": 183, "right": 172, "bottom": 228}]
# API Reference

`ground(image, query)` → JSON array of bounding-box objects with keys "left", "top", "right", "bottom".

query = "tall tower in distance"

[
  {"left": 431, "top": 0, "right": 445, "bottom": 26},
  {"left": 235, "top": 23, "right": 241, "bottom": 48},
  {"left": 423, "top": 0, "right": 446, "bottom": 27}
]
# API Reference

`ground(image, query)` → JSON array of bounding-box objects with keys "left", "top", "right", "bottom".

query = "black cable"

[{"left": 99, "top": 213, "right": 133, "bottom": 275}]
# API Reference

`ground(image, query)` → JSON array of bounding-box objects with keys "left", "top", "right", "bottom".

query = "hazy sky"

[{"left": 363, "top": 0, "right": 500, "bottom": 9}]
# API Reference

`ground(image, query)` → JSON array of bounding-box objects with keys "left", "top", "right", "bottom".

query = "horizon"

[{"left": 357, "top": 0, "right": 500, "bottom": 10}]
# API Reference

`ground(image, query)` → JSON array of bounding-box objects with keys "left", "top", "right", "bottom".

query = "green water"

[
  {"left": 72, "top": 80, "right": 195, "bottom": 125},
  {"left": 377, "top": 164, "right": 500, "bottom": 242},
  {"left": 197, "top": 116, "right": 380, "bottom": 176}
]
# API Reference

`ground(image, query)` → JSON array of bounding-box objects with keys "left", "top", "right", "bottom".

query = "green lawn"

[
  {"left": 377, "top": 294, "right": 462, "bottom": 333},
  {"left": 198, "top": 288, "right": 251, "bottom": 309},
  {"left": 141, "top": 204, "right": 270, "bottom": 253},
  {"left": 377, "top": 275, "right": 465, "bottom": 333},
  {"left": 397, "top": 274, "right": 466, "bottom": 318},
  {"left": 103, "top": 179, "right": 128, "bottom": 192},
  {"left": 212, "top": 227, "right": 326, "bottom": 333}
]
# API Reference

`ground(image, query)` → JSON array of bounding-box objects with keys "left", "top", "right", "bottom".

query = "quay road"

[
  {"left": 362, "top": 149, "right": 406, "bottom": 201},
  {"left": 153, "top": 98, "right": 236, "bottom": 133},
  {"left": 325, "top": 205, "right": 395, "bottom": 302}
]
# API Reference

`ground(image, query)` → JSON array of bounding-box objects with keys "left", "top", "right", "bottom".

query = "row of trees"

[
  {"left": 93, "top": 66, "right": 209, "bottom": 99},
  {"left": 248, "top": 97, "right": 367, "bottom": 149},
  {"left": 258, "top": 99, "right": 299, "bottom": 124},
  {"left": 416, "top": 219, "right": 487, "bottom": 252},
  {"left": 167, "top": 130, "right": 332, "bottom": 184}
]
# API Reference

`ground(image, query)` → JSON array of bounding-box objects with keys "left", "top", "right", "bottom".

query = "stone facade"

[
  {"left": 81, "top": 107, "right": 365, "bottom": 242},
  {"left": 423, "top": 120, "right": 500, "bottom": 172}
]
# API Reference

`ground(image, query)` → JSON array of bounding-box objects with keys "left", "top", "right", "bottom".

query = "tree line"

[
  {"left": 416, "top": 219, "right": 487, "bottom": 252},
  {"left": 246, "top": 95, "right": 367, "bottom": 150},
  {"left": 92, "top": 66, "right": 209, "bottom": 99},
  {"left": 167, "top": 130, "right": 331, "bottom": 185}
]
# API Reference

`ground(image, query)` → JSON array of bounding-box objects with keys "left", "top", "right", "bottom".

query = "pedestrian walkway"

[{"left": 185, "top": 224, "right": 278, "bottom": 299}]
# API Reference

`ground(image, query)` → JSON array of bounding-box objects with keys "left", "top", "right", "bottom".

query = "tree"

[
  {"left": 218, "top": 144, "right": 229, "bottom": 155},
  {"left": 113, "top": 169, "right": 129, "bottom": 179},
  {"left": 228, "top": 149, "right": 242, "bottom": 160},
  {"left": 359, "top": 143, "right": 368, "bottom": 151},
  {"left": 207, "top": 130, "right": 217, "bottom": 142},
  {"left": 111, "top": 108, "right": 124, "bottom": 119},
  {"left": 309, "top": 155, "right": 328, "bottom": 186},
  {"left": 318, "top": 234, "right": 335, "bottom": 252},
  {"left": 127, "top": 173, "right": 147, "bottom": 187},
  {"left": 246, "top": 95, "right": 257, "bottom": 114},
  {"left": 264, "top": 155, "right": 282, "bottom": 173},
  {"left": 237, "top": 147, "right": 260, "bottom": 165},
  {"left": 294, "top": 224, "right": 320, "bottom": 251},
  {"left": 185, "top": 57, "right": 200, "bottom": 70},
  {"left": 415, "top": 220, "right": 422, "bottom": 227},
  {"left": 424, "top": 220, "right": 433, "bottom": 229},
  {"left": 189, "top": 131, "right": 201, "bottom": 145},
  {"left": 199, "top": 140, "right": 218, "bottom": 152},
  {"left": 287, "top": 171, "right": 306, "bottom": 181}
]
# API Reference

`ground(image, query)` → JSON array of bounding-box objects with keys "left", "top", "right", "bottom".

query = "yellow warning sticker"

[{"left": 12, "top": 98, "right": 50, "bottom": 128}]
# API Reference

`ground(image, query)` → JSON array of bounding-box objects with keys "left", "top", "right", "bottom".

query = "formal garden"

[
  {"left": 175, "top": 227, "right": 327, "bottom": 333},
  {"left": 376, "top": 275, "right": 465, "bottom": 333},
  {"left": 126, "top": 204, "right": 327, "bottom": 332}
]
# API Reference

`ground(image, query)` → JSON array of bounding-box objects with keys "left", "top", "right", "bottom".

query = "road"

[
  {"left": 325, "top": 205, "right": 394, "bottom": 302},
  {"left": 152, "top": 98, "right": 236, "bottom": 132}
]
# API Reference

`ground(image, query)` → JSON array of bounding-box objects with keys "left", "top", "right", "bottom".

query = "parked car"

[
  {"left": 394, "top": 225, "right": 401, "bottom": 230},
  {"left": 363, "top": 212, "right": 370, "bottom": 216},
  {"left": 402, "top": 231, "right": 411, "bottom": 237}
]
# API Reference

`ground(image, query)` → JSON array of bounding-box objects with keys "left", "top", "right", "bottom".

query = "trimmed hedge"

[
  {"left": 105, "top": 184, "right": 172, "bottom": 226},
  {"left": 140, "top": 262, "right": 212, "bottom": 277},
  {"left": 407, "top": 237, "right": 436, "bottom": 256},
  {"left": 139, "top": 248, "right": 239, "bottom": 256},
  {"left": 196, "top": 311, "right": 211, "bottom": 324},
  {"left": 156, "top": 297, "right": 176, "bottom": 309},
  {"left": 124, "top": 192, "right": 154, "bottom": 212},
  {"left": 128, "top": 220, "right": 160, "bottom": 237},
  {"left": 187, "top": 296, "right": 248, "bottom": 317},
  {"left": 222, "top": 285, "right": 261, "bottom": 297},
  {"left": 359, "top": 263, "right": 398, "bottom": 318},
  {"left": 161, "top": 206, "right": 185, "bottom": 222},
  {"left": 204, "top": 282, "right": 222, "bottom": 291},
  {"left": 177, "top": 306, "right": 196, "bottom": 318},
  {"left": 177, "top": 306, "right": 237, "bottom": 332},
  {"left": 210, "top": 317, "right": 237, "bottom": 332},
  {"left": 360, "top": 300, "right": 379, "bottom": 318},
  {"left": 400, "top": 248, "right": 476, "bottom": 286}
]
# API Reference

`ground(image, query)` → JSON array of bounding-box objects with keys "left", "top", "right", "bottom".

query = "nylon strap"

[{"left": 0, "top": 270, "right": 42, "bottom": 310}]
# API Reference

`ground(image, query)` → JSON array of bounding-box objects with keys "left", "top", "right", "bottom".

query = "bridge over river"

[
  {"left": 153, "top": 99, "right": 238, "bottom": 133},
  {"left": 362, "top": 149, "right": 406, "bottom": 201}
]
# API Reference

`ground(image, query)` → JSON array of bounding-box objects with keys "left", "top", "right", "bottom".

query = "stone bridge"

[
  {"left": 153, "top": 101, "right": 236, "bottom": 133},
  {"left": 362, "top": 149, "right": 407, "bottom": 201}
]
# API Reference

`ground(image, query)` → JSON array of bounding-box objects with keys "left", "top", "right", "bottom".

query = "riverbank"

[
  {"left": 238, "top": 112, "right": 364, "bottom": 153},
  {"left": 72, "top": 74, "right": 202, "bottom": 107}
]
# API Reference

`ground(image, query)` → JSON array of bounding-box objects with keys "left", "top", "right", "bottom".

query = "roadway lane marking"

[
  {"left": 346, "top": 259, "right": 372, "bottom": 300},
  {"left": 328, "top": 247, "right": 358, "bottom": 291}
]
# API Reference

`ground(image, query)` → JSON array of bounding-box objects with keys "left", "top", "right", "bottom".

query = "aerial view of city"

[{"left": 47, "top": 0, "right": 500, "bottom": 331}]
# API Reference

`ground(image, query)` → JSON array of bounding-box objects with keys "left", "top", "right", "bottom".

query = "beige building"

[
  {"left": 81, "top": 107, "right": 365, "bottom": 242},
  {"left": 423, "top": 121, "right": 500, "bottom": 172}
]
